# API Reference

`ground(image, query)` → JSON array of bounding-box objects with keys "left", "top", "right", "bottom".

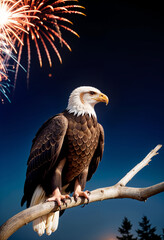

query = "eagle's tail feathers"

[
  {"left": 46, "top": 211, "right": 59, "bottom": 235},
  {"left": 30, "top": 185, "right": 59, "bottom": 236},
  {"left": 33, "top": 215, "right": 47, "bottom": 236}
]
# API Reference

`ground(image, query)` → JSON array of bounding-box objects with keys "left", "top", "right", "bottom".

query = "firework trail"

[{"left": 14, "top": 0, "right": 85, "bottom": 85}]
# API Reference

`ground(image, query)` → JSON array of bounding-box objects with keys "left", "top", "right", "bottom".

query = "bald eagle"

[{"left": 21, "top": 86, "right": 108, "bottom": 236}]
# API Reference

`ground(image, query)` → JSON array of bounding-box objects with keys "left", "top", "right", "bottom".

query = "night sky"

[{"left": 0, "top": 0, "right": 164, "bottom": 239}]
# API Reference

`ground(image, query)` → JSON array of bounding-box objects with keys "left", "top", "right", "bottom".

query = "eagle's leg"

[
  {"left": 73, "top": 167, "right": 90, "bottom": 202},
  {"left": 46, "top": 158, "right": 70, "bottom": 206}
]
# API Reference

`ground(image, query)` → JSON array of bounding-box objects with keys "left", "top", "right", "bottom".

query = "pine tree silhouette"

[
  {"left": 136, "top": 216, "right": 161, "bottom": 240},
  {"left": 117, "top": 217, "right": 137, "bottom": 240}
]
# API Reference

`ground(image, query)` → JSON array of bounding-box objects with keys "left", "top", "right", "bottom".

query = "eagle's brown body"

[
  {"left": 21, "top": 110, "right": 104, "bottom": 207},
  {"left": 64, "top": 111, "right": 102, "bottom": 182}
]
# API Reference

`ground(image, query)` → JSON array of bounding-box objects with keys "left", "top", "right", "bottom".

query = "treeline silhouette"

[{"left": 117, "top": 216, "right": 164, "bottom": 240}]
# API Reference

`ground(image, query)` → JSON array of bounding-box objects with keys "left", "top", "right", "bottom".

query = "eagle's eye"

[{"left": 89, "top": 91, "right": 96, "bottom": 95}]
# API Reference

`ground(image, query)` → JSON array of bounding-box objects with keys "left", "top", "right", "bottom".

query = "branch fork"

[{"left": 0, "top": 144, "right": 163, "bottom": 240}]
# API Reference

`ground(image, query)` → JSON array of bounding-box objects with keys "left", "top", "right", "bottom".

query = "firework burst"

[
  {"left": 0, "top": 49, "right": 13, "bottom": 103},
  {"left": 0, "top": 39, "right": 25, "bottom": 103},
  {"left": 0, "top": 0, "right": 39, "bottom": 52},
  {"left": 0, "top": 0, "right": 39, "bottom": 95},
  {"left": 14, "top": 0, "right": 85, "bottom": 84}
]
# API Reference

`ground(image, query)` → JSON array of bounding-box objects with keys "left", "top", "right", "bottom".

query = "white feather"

[
  {"left": 30, "top": 185, "right": 59, "bottom": 236},
  {"left": 51, "top": 211, "right": 60, "bottom": 232},
  {"left": 46, "top": 211, "right": 59, "bottom": 235}
]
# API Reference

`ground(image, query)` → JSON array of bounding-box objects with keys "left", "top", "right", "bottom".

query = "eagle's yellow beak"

[{"left": 94, "top": 92, "right": 109, "bottom": 105}]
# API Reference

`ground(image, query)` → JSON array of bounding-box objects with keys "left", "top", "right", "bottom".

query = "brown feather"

[{"left": 21, "top": 114, "right": 68, "bottom": 207}]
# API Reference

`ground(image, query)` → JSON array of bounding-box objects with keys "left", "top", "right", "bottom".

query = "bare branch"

[
  {"left": 0, "top": 145, "right": 163, "bottom": 240},
  {"left": 118, "top": 144, "right": 162, "bottom": 186}
]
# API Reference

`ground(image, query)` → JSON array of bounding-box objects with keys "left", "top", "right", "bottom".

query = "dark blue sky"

[{"left": 0, "top": 0, "right": 164, "bottom": 239}]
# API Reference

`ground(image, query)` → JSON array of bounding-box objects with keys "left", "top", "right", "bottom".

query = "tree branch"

[
  {"left": 0, "top": 145, "right": 163, "bottom": 240},
  {"left": 118, "top": 144, "right": 162, "bottom": 186}
]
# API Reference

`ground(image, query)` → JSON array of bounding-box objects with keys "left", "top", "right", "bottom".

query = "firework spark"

[{"left": 14, "top": 0, "right": 85, "bottom": 84}]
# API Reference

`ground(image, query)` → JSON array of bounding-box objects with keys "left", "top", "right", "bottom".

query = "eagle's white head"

[{"left": 67, "top": 86, "right": 109, "bottom": 117}]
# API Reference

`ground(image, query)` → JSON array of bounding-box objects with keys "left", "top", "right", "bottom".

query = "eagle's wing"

[
  {"left": 21, "top": 113, "right": 68, "bottom": 207},
  {"left": 87, "top": 124, "right": 104, "bottom": 181}
]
